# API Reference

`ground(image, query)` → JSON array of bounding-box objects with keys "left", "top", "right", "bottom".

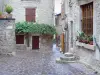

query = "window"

[
  {"left": 81, "top": 2, "right": 93, "bottom": 35},
  {"left": 16, "top": 35, "right": 24, "bottom": 44},
  {"left": 25, "top": 8, "right": 36, "bottom": 22}
]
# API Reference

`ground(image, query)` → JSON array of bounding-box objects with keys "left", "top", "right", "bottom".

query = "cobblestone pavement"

[{"left": 0, "top": 44, "right": 99, "bottom": 75}]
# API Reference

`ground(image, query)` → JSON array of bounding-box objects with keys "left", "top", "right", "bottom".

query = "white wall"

[{"left": 5, "top": 0, "right": 54, "bottom": 25}]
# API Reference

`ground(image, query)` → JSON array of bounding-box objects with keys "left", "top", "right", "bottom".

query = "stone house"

[
  {"left": 61, "top": 0, "right": 100, "bottom": 73},
  {"left": 55, "top": 13, "right": 62, "bottom": 46},
  {"left": 4, "top": 0, "right": 54, "bottom": 25},
  {"left": 1, "top": 0, "right": 55, "bottom": 50},
  {"left": 55, "top": 0, "right": 68, "bottom": 52},
  {"left": 55, "top": 13, "right": 62, "bottom": 35}
]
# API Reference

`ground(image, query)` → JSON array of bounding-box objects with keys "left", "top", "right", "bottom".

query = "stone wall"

[
  {"left": 16, "top": 34, "right": 53, "bottom": 50},
  {"left": 64, "top": 0, "right": 100, "bottom": 72},
  {"left": 55, "top": 14, "right": 63, "bottom": 35},
  {"left": 0, "top": 19, "right": 16, "bottom": 55},
  {"left": 94, "top": 0, "right": 100, "bottom": 42},
  {"left": 75, "top": 46, "right": 100, "bottom": 72}
]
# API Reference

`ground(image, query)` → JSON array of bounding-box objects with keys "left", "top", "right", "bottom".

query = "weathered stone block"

[
  {"left": 0, "top": 19, "right": 16, "bottom": 55},
  {"left": 16, "top": 44, "right": 27, "bottom": 50}
]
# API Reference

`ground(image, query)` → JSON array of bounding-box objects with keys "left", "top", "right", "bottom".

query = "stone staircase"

[{"left": 56, "top": 52, "right": 79, "bottom": 63}]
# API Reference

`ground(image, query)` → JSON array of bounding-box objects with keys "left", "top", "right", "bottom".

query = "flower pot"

[
  {"left": 79, "top": 40, "right": 82, "bottom": 42},
  {"left": 89, "top": 41, "right": 93, "bottom": 45},
  {"left": 84, "top": 43, "right": 94, "bottom": 50},
  {"left": 82, "top": 40, "right": 89, "bottom": 44},
  {"left": 6, "top": 14, "right": 12, "bottom": 18},
  {"left": 0, "top": 15, "right": 3, "bottom": 18}
]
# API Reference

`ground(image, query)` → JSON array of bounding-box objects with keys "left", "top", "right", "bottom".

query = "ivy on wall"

[{"left": 15, "top": 21, "right": 57, "bottom": 35}]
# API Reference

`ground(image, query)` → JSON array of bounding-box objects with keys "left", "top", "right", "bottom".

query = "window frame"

[{"left": 81, "top": 2, "right": 93, "bottom": 35}]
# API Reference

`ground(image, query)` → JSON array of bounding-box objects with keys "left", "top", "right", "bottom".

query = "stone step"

[
  {"left": 56, "top": 58, "right": 77, "bottom": 64},
  {"left": 60, "top": 56, "right": 76, "bottom": 61},
  {"left": 64, "top": 52, "right": 74, "bottom": 57}
]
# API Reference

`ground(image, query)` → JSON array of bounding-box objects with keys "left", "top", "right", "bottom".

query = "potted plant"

[
  {"left": 0, "top": 12, "right": 3, "bottom": 18},
  {"left": 77, "top": 32, "right": 85, "bottom": 42},
  {"left": 5, "top": 5, "right": 13, "bottom": 18},
  {"left": 88, "top": 36, "right": 93, "bottom": 45}
]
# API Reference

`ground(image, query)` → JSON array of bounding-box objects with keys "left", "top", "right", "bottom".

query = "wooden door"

[
  {"left": 32, "top": 36, "right": 39, "bottom": 49},
  {"left": 26, "top": 8, "right": 36, "bottom": 22}
]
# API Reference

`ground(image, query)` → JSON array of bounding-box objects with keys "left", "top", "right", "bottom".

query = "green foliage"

[
  {"left": 77, "top": 31, "right": 93, "bottom": 44},
  {"left": 5, "top": 5, "right": 13, "bottom": 14},
  {"left": 77, "top": 31, "right": 85, "bottom": 41},
  {"left": 15, "top": 21, "right": 56, "bottom": 35},
  {"left": 78, "top": 31, "right": 85, "bottom": 37},
  {"left": 15, "top": 22, "right": 30, "bottom": 33},
  {"left": 89, "top": 36, "right": 93, "bottom": 41},
  {"left": 0, "top": 12, "right": 2, "bottom": 16}
]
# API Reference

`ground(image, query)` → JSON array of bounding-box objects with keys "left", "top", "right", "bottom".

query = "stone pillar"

[
  {"left": 0, "top": 18, "right": 16, "bottom": 55},
  {"left": 94, "top": 0, "right": 100, "bottom": 60}
]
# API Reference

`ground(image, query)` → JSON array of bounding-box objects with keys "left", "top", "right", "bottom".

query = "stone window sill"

[{"left": 76, "top": 41, "right": 95, "bottom": 51}]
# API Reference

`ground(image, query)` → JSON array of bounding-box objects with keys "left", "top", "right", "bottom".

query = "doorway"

[
  {"left": 32, "top": 36, "right": 39, "bottom": 49},
  {"left": 71, "top": 21, "right": 73, "bottom": 48}
]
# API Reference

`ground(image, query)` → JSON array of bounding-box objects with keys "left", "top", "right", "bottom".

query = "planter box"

[
  {"left": 76, "top": 41, "right": 84, "bottom": 47},
  {"left": 84, "top": 44, "right": 95, "bottom": 51},
  {"left": 76, "top": 41, "right": 95, "bottom": 51}
]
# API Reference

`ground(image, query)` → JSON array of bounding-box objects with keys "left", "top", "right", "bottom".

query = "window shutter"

[
  {"left": 26, "top": 8, "right": 36, "bottom": 22},
  {"left": 81, "top": 2, "right": 93, "bottom": 35}
]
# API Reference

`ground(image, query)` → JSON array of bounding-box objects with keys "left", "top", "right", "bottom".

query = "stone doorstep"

[
  {"left": 64, "top": 52, "right": 74, "bottom": 57},
  {"left": 60, "top": 56, "right": 76, "bottom": 61},
  {"left": 56, "top": 58, "right": 77, "bottom": 63},
  {"left": 56, "top": 52, "right": 80, "bottom": 64}
]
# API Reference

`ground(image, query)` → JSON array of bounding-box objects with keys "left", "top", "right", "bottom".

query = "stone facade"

[
  {"left": 61, "top": 0, "right": 100, "bottom": 73},
  {"left": 4, "top": 0, "right": 54, "bottom": 25},
  {"left": 0, "top": 19, "right": 16, "bottom": 55},
  {"left": 15, "top": 33, "right": 53, "bottom": 50},
  {"left": 2, "top": 0, "right": 55, "bottom": 50},
  {"left": 55, "top": 13, "right": 63, "bottom": 35}
]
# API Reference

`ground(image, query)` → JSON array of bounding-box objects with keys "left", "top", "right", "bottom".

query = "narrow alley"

[{"left": 0, "top": 44, "right": 98, "bottom": 75}]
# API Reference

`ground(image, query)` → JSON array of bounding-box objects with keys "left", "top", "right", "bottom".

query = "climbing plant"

[{"left": 15, "top": 21, "right": 57, "bottom": 35}]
